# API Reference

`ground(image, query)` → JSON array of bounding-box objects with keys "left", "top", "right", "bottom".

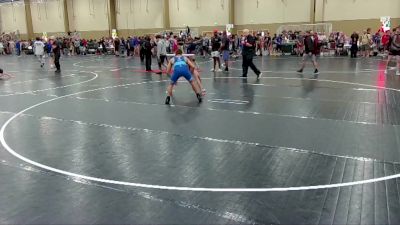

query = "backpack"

[{"left": 144, "top": 41, "right": 151, "bottom": 50}]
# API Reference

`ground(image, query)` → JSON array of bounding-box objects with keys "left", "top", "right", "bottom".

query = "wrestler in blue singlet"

[{"left": 170, "top": 56, "right": 193, "bottom": 85}]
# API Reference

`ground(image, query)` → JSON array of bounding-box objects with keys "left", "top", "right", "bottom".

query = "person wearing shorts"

[
  {"left": 165, "top": 49, "right": 202, "bottom": 105},
  {"left": 297, "top": 31, "right": 319, "bottom": 74},
  {"left": 386, "top": 27, "right": 400, "bottom": 76},
  {"left": 156, "top": 35, "right": 167, "bottom": 74},
  {"left": 211, "top": 30, "right": 222, "bottom": 72},
  {"left": 33, "top": 37, "right": 45, "bottom": 68},
  {"left": 360, "top": 29, "right": 372, "bottom": 57},
  {"left": 221, "top": 31, "right": 230, "bottom": 72}
]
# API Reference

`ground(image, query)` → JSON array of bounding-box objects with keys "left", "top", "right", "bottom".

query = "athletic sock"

[
  {"left": 165, "top": 96, "right": 171, "bottom": 105},
  {"left": 196, "top": 93, "right": 202, "bottom": 103}
]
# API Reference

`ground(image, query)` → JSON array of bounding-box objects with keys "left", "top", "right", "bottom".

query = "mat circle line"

[{"left": 1, "top": 76, "right": 399, "bottom": 192}]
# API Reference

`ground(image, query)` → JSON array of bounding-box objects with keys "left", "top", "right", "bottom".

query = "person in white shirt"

[
  {"left": 33, "top": 37, "right": 45, "bottom": 68},
  {"left": 156, "top": 35, "right": 167, "bottom": 74}
]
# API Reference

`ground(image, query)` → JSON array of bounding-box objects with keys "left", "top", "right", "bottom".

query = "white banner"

[{"left": 380, "top": 16, "right": 391, "bottom": 32}]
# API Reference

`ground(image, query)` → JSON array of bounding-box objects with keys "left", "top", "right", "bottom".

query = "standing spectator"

[
  {"left": 211, "top": 30, "right": 222, "bottom": 72},
  {"left": 99, "top": 38, "right": 106, "bottom": 54},
  {"left": 264, "top": 33, "right": 272, "bottom": 55},
  {"left": 15, "top": 40, "right": 21, "bottom": 56},
  {"left": 52, "top": 39, "right": 61, "bottom": 73},
  {"left": 165, "top": 36, "right": 171, "bottom": 54},
  {"left": 360, "top": 29, "right": 372, "bottom": 57},
  {"left": 382, "top": 30, "right": 391, "bottom": 53},
  {"left": 156, "top": 35, "right": 167, "bottom": 74},
  {"left": 385, "top": 27, "right": 400, "bottom": 76},
  {"left": 139, "top": 37, "right": 145, "bottom": 62},
  {"left": 143, "top": 36, "right": 153, "bottom": 71},
  {"left": 171, "top": 35, "right": 178, "bottom": 53},
  {"left": 128, "top": 37, "right": 135, "bottom": 56},
  {"left": 221, "top": 31, "right": 230, "bottom": 72},
  {"left": 296, "top": 32, "right": 305, "bottom": 56},
  {"left": 241, "top": 29, "right": 262, "bottom": 79},
  {"left": 119, "top": 38, "right": 126, "bottom": 56},
  {"left": 74, "top": 39, "right": 80, "bottom": 55},
  {"left": 350, "top": 31, "right": 359, "bottom": 58},
  {"left": 80, "top": 39, "right": 87, "bottom": 55},
  {"left": 69, "top": 39, "right": 74, "bottom": 55},
  {"left": 114, "top": 37, "right": 120, "bottom": 56},
  {"left": 297, "top": 30, "right": 319, "bottom": 74},
  {"left": 46, "top": 40, "right": 52, "bottom": 57},
  {"left": 34, "top": 37, "right": 45, "bottom": 68},
  {"left": 201, "top": 34, "right": 210, "bottom": 57}
]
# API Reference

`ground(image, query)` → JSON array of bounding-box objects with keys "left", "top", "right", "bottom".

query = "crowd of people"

[{"left": 1, "top": 25, "right": 400, "bottom": 80}]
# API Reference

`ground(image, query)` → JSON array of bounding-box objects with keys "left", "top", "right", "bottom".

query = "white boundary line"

[
  {"left": 1, "top": 77, "right": 400, "bottom": 192},
  {"left": 3, "top": 74, "right": 77, "bottom": 86},
  {"left": 228, "top": 66, "right": 389, "bottom": 74},
  {"left": 0, "top": 71, "right": 98, "bottom": 97}
]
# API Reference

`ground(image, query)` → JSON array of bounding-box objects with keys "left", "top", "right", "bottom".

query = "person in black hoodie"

[
  {"left": 143, "top": 36, "right": 153, "bottom": 71},
  {"left": 350, "top": 31, "right": 359, "bottom": 58},
  {"left": 52, "top": 38, "right": 61, "bottom": 73},
  {"left": 241, "top": 29, "right": 262, "bottom": 79},
  {"left": 139, "top": 37, "right": 145, "bottom": 62}
]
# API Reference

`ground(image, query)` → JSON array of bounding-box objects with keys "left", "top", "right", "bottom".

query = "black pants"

[
  {"left": 145, "top": 54, "right": 152, "bottom": 71},
  {"left": 140, "top": 49, "right": 145, "bottom": 62},
  {"left": 54, "top": 57, "right": 60, "bottom": 71},
  {"left": 75, "top": 47, "right": 80, "bottom": 55},
  {"left": 242, "top": 54, "right": 260, "bottom": 77},
  {"left": 202, "top": 46, "right": 209, "bottom": 56},
  {"left": 158, "top": 55, "right": 166, "bottom": 69},
  {"left": 350, "top": 44, "right": 358, "bottom": 58}
]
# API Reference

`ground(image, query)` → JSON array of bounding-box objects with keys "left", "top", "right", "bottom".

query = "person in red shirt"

[
  {"left": 297, "top": 30, "right": 319, "bottom": 75},
  {"left": 382, "top": 30, "right": 391, "bottom": 52}
]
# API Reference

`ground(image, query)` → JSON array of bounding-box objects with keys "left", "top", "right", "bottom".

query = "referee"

[{"left": 242, "top": 29, "right": 262, "bottom": 79}]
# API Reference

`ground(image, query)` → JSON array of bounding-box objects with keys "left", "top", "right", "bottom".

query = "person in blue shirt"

[
  {"left": 276, "top": 35, "right": 283, "bottom": 53},
  {"left": 15, "top": 40, "right": 21, "bottom": 56},
  {"left": 46, "top": 41, "right": 52, "bottom": 57},
  {"left": 128, "top": 37, "right": 135, "bottom": 56},
  {"left": 165, "top": 49, "right": 202, "bottom": 105}
]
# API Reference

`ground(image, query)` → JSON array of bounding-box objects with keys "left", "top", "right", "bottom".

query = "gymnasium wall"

[
  {"left": 30, "top": 0, "right": 66, "bottom": 34},
  {"left": 315, "top": 0, "right": 400, "bottom": 34},
  {"left": 169, "top": 0, "right": 230, "bottom": 30},
  {"left": 0, "top": 3, "right": 27, "bottom": 35},
  {"left": 235, "top": 0, "right": 311, "bottom": 25},
  {"left": 66, "top": 0, "right": 110, "bottom": 38},
  {"left": 116, "top": 0, "right": 164, "bottom": 37}
]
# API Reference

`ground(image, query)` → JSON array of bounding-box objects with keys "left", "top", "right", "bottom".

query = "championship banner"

[
  {"left": 380, "top": 16, "right": 391, "bottom": 32},
  {"left": 42, "top": 32, "right": 48, "bottom": 41},
  {"left": 226, "top": 24, "right": 234, "bottom": 36},
  {"left": 112, "top": 29, "right": 118, "bottom": 39}
]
